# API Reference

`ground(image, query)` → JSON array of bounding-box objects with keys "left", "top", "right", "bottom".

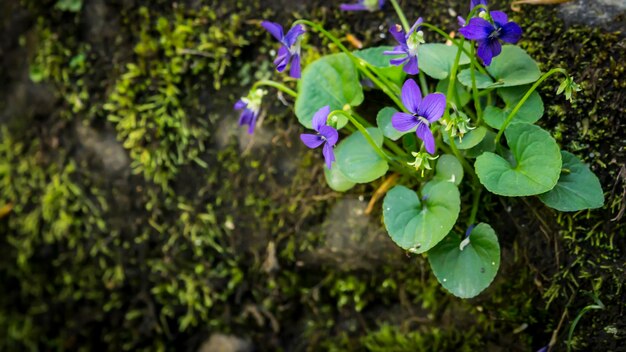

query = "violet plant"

[{"left": 235, "top": 0, "right": 603, "bottom": 298}]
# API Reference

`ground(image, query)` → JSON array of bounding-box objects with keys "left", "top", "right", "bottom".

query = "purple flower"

[
  {"left": 300, "top": 106, "right": 339, "bottom": 169},
  {"left": 459, "top": 11, "right": 522, "bottom": 65},
  {"left": 234, "top": 89, "right": 266, "bottom": 134},
  {"left": 383, "top": 18, "right": 424, "bottom": 75},
  {"left": 261, "top": 21, "right": 305, "bottom": 78},
  {"left": 340, "top": 0, "right": 384, "bottom": 12},
  {"left": 392, "top": 79, "right": 446, "bottom": 154}
]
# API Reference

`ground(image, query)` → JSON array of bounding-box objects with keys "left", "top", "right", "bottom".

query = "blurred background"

[{"left": 0, "top": 0, "right": 624, "bottom": 351}]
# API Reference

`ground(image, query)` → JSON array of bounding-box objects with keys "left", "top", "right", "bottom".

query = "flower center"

[
  {"left": 489, "top": 27, "right": 502, "bottom": 39},
  {"left": 416, "top": 115, "right": 429, "bottom": 125},
  {"left": 406, "top": 30, "right": 424, "bottom": 57}
]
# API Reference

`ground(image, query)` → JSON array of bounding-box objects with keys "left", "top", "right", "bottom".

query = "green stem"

[
  {"left": 251, "top": 79, "right": 297, "bottom": 97},
  {"left": 388, "top": 0, "right": 411, "bottom": 32},
  {"left": 494, "top": 68, "right": 568, "bottom": 144},
  {"left": 470, "top": 46, "right": 482, "bottom": 123},
  {"left": 293, "top": 19, "right": 406, "bottom": 111},
  {"left": 468, "top": 185, "right": 482, "bottom": 225},
  {"left": 418, "top": 71, "right": 430, "bottom": 95},
  {"left": 444, "top": 38, "right": 465, "bottom": 120},
  {"left": 331, "top": 111, "right": 390, "bottom": 162}
]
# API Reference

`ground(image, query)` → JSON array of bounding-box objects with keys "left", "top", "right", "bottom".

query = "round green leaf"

[
  {"left": 475, "top": 123, "right": 562, "bottom": 196},
  {"left": 435, "top": 154, "right": 463, "bottom": 185},
  {"left": 483, "top": 86, "right": 544, "bottom": 129},
  {"left": 418, "top": 43, "right": 471, "bottom": 80},
  {"left": 336, "top": 127, "right": 389, "bottom": 183},
  {"left": 443, "top": 126, "right": 488, "bottom": 150},
  {"left": 428, "top": 223, "right": 500, "bottom": 299},
  {"left": 538, "top": 151, "right": 604, "bottom": 211},
  {"left": 458, "top": 46, "right": 541, "bottom": 89},
  {"left": 382, "top": 182, "right": 460, "bottom": 253},
  {"left": 324, "top": 165, "right": 356, "bottom": 192},
  {"left": 295, "top": 53, "right": 364, "bottom": 129},
  {"left": 377, "top": 107, "right": 410, "bottom": 141},
  {"left": 464, "top": 129, "right": 496, "bottom": 158},
  {"left": 354, "top": 46, "right": 406, "bottom": 85}
]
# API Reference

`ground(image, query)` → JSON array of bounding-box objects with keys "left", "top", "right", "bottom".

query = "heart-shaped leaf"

[
  {"left": 324, "top": 165, "right": 356, "bottom": 192},
  {"left": 336, "top": 127, "right": 389, "bottom": 183},
  {"left": 443, "top": 126, "right": 488, "bottom": 150},
  {"left": 428, "top": 223, "right": 500, "bottom": 299},
  {"left": 418, "top": 43, "right": 471, "bottom": 80},
  {"left": 538, "top": 151, "right": 604, "bottom": 211},
  {"left": 475, "top": 123, "right": 561, "bottom": 196},
  {"left": 354, "top": 46, "right": 406, "bottom": 85},
  {"left": 434, "top": 154, "right": 463, "bottom": 185},
  {"left": 295, "top": 53, "right": 364, "bottom": 129},
  {"left": 458, "top": 46, "right": 541, "bottom": 89},
  {"left": 483, "top": 86, "right": 544, "bottom": 129},
  {"left": 382, "top": 182, "right": 460, "bottom": 253}
]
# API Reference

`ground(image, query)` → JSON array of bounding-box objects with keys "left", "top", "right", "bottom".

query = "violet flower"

[
  {"left": 340, "top": 0, "right": 384, "bottom": 12},
  {"left": 392, "top": 79, "right": 446, "bottom": 154},
  {"left": 300, "top": 106, "right": 339, "bottom": 169},
  {"left": 261, "top": 21, "right": 305, "bottom": 78},
  {"left": 383, "top": 18, "right": 424, "bottom": 75},
  {"left": 234, "top": 89, "right": 266, "bottom": 134},
  {"left": 459, "top": 10, "right": 522, "bottom": 65}
]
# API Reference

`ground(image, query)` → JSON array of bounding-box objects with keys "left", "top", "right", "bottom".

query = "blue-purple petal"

[
  {"left": 389, "top": 56, "right": 409, "bottom": 66},
  {"left": 490, "top": 11, "right": 508, "bottom": 27},
  {"left": 284, "top": 24, "right": 305, "bottom": 47},
  {"left": 416, "top": 123, "right": 436, "bottom": 154},
  {"left": 418, "top": 93, "right": 446, "bottom": 123},
  {"left": 274, "top": 46, "right": 290, "bottom": 72},
  {"left": 289, "top": 53, "right": 301, "bottom": 78},
  {"left": 459, "top": 18, "right": 492, "bottom": 41},
  {"left": 408, "top": 17, "right": 423, "bottom": 36},
  {"left": 319, "top": 125, "right": 339, "bottom": 146},
  {"left": 389, "top": 24, "right": 408, "bottom": 47},
  {"left": 383, "top": 49, "right": 407, "bottom": 56},
  {"left": 499, "top": 22, "right": 522, "bottom": 43},
  {"left": 300, "top": 133, "right": 324, "bottom": 149},
  {"left": 234, "top": 99, "right": 246, "bottom": 110},
  {"left": 403, "top": 55, "right": 419, "bottom": 75},
  {"left": 322, "top": 142, "right": 336, "bottom": 169},
  {"left": 340, "top": 3, "right": 368, "bottom": 11},
  {"left": 311, "top": 105, "right": 331, "bottom": 131},
  {"left": 391, "top": 112, "right": 419, "bottom": 132},
  {"left": 470, "top": 0, "right": 488, "bottom": 11},
  {"left": 261, "top": 21, "right": 284, "bottom": 42},
  {"left": 477, "top": 38, "right": 501, "bottom": 65},
  {"left": 401, "top": 79, "right": 422, "bottom": 114}
]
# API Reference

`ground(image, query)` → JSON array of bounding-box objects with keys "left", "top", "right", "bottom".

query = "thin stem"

[
  {"left": 293, "top": 19, "right": 406, "bottom": 111},
  {"left": 468, "top": 185, "right": 482, "bottom": 225},
  {"left": 494, "top": 68, "right": 568, "bottom": 144},
  {"left": 252, "top": 79, "right": 297, "bottom": 97},
  {"left": 331, "top": 111, "right": 390, "bottom": 162},
  {"left": 444, "top": 38, "right": 465, "bottom": 120},
  {"left": 470, "top": 46, "right": 483, "bottom": 123},
  {"left": 388, "top": 0, "right": 411, "bottom": 32},
  {"left": 418, "top": 71, "right": 430, "bottom": 95}
]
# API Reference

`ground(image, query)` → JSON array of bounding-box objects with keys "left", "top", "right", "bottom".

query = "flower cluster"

[
  {"left": 234, "top": 89, "right": 266, "bottom": 134},
  {"left": 299, "top": 106, "right": 338, "bottom": 169},
  {"left": 384, "top": 18, "right": 424, "bottom": 75},
  {"left": 261, "top": 21, "right": 305, "bottom": 78}
]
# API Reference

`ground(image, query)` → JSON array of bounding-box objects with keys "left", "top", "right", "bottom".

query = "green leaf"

[
  {"left": 377, "top": 107, "right": 408, "bottom": 141},
  {"left": 295, "top": 53, "right": 364, "bottom": 129},
  {"left": 418, "top": 43, "right": 471, "bottom": 80},
  {"left": 336, "top": 127, "right": 389, "bottom": 183},
  {"left": 458, "top": 46, "right": 541, "bottom": 89},
  {"left": 324, "top": 165, "right": 356, "bottom": 192},
  {"left": 475, "top": 123, "right": 562, "bottom": 196},
  {"left": 354, "top": 46, "right": 405, "bottom": 85},
  {"left": 538, "top": 151, "right": 604, "bottom": 211},
  {"left": 434, "top": 154, "right": 463, "bottom": 185},
  {"left": 483, "top": 86, "right": 544, "bottom": 129},
  {"left": 443, "top": 126, "right": 488, "bottom": 150},
  {"left": 428, "top": 223, "right": 500, "bottom": 299},
  {"left": 55, "top": 0, "right": 83, "bottom": 12},
  {"left": 382, "top": 182, "right": 460, "bottom": 253},
  {"left": 464, "top": 129, "right": 496, "bottom": 158},
  {"left": 436, "top": 78, "right": 471, "bottom": 107}
]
